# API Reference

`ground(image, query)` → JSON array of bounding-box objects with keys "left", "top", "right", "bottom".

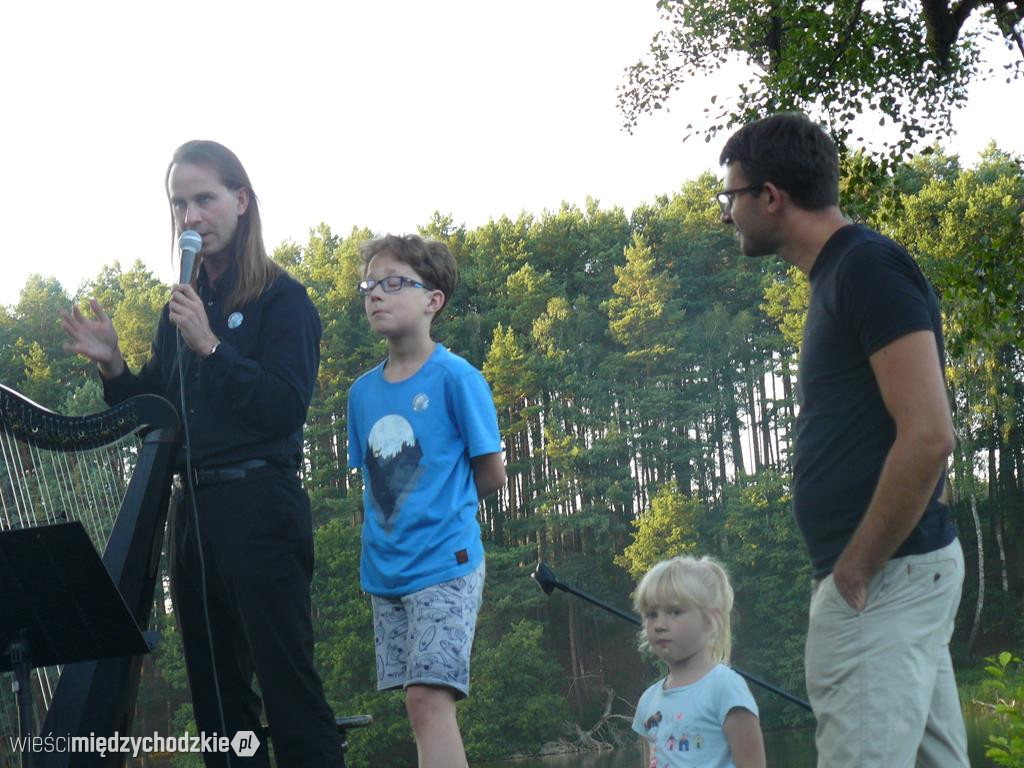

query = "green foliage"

[
  {"left": 10, "top": 276, "right": 86, "bottom": 407},
  {"left": 77, "top": 260, "right": 168, "bottom": 372},
  {"left": 308, "top": 517, "right": 418, "bottom": 768},
  {"left": 483, "top": 323, "right": 534, "bottom": 431},
  {"left": 61, "top": 377, "right": 106, "bottom": 416},
  {"left": 167, "top": 704, "right": 203, "bottom": 768},
  {"left": 983, "top": 652, "right": 1024, "bottom": 767},
  {"left": 619, "top": 0, "right": 1020, "bottom": 166},
  {"left": 719, "top": 473, "right": 811, "bottom": 726},
  {"left": 155, "top": 610, "right": 190, "bottom": 696},
  {"left": 761, "top": 265, "right": 808, "bottom": 351},
  {"left": 616, "top": 485, "right": 704, "bottom": 578},
  {"left": 883, "top": 146, "right": 1024, "bottom": 366},
  {"left": 311, "top": 518, "right": 375, "bottom": 695},
  {"left": 1, "top": 145, "right": 1021, "bottom": 760},
  {"left": 616, "top": 472, "right": 811, "bottom": 727},
  {"left": 308, "top": 521, "right": 575, "bottom": 767},
  {"left": 876, "top": 148, "right": 1024, "bottom": 555},
  {"left": 460, "top": 621, "right": 571, "bottom": 760},
  {"left": 474, "top": 543, "right": 553, "bottom": 647},
  {"left": 604, "top": 234, "right": 678, "bottom": 365}
]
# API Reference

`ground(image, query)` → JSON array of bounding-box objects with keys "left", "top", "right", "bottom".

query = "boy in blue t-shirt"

[{"left": 347, "top": 234, "right": 505, "bottom": 768}]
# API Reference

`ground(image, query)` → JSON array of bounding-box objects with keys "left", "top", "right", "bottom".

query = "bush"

[
  {"left": 459, "top": 620, "right": 571, "bottom": 760},
  {"left": 983, "top": 652, "right": 1024, "bottom": 768}
]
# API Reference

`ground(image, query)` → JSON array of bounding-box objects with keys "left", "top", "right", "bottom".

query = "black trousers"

[{"left": 170, "top": 465, "right": 342, "bottom": 767}]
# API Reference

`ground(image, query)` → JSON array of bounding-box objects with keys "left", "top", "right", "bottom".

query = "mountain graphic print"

[{"left": 364, "top": 414, "right": 425, "bottom": 531}]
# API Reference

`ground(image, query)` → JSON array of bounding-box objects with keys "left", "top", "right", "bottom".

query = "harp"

[{"left": 0, "top": 383, "right": 178, "bottom": 768}]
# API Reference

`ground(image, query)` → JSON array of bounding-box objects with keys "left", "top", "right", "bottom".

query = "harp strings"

[{"left": 0, "top": 425, "right": 141, "bottom": 745}]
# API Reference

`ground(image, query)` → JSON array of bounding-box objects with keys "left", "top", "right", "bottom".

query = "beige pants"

[{"left": 805, "top": 538, "right": 969, "bottom": 768}]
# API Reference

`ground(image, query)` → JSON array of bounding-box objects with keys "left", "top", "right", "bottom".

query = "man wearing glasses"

[{"left": 718, "top": 113, "right": 968, "bottom": 767}]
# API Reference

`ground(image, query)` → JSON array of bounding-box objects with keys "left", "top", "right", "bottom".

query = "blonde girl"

[{"left": 631, "top": 556, "right": 765, "bottom": 768}]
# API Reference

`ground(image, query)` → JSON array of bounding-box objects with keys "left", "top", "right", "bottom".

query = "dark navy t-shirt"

[{"left": 793, "top": 224, "right": 956, "bottom": 578}]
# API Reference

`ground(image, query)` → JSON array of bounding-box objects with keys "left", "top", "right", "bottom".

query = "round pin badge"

[
  {"left": 227, "top": 312, "right": 244, "bottom": 329},
  {"left": 412, "top": 393, "right": 430, "bottom": 412}
]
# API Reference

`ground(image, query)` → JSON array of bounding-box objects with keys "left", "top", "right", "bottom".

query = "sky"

[{"left": 1, "top": 1, "right": 1021, "bottom": 308}]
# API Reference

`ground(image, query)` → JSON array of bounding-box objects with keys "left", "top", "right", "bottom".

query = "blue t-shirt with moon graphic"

[{"left": 347, "top": 344, "right": 502, "bottom": 596}]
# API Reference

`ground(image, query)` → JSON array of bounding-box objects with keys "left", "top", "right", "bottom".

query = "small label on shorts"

[{"left": 455, "top": 549, "right": 468, "bottom": 564}]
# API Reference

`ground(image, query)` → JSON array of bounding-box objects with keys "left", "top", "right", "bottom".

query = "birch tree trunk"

[{"left": 966, "top": 494, "right": 985, "bottom": 655}]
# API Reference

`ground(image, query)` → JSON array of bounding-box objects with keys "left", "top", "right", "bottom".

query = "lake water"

[{"left": 475, "top": 711, "right": 999, "bottom": 767}]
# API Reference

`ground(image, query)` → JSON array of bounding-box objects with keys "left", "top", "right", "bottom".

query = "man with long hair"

[{"left": 61, "top": 140, "right": 342, "bottom": 766}]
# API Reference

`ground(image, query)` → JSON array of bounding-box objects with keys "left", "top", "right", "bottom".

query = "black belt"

[{"left": 179, "top": 459, "right": 271, "bottom": 487}]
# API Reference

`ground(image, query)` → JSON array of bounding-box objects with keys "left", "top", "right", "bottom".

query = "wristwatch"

[{"left": 207, "top": 339, "right": 220, "bottom": 358}]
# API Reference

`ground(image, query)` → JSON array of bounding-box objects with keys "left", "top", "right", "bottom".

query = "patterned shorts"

[{"left": 371, "top": 561, "right": 485, "bottom": 698}]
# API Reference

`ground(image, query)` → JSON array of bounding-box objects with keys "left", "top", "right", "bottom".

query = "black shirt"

[
  {"left": 793, "top": 224, "right": 956, "bottom": 578},
  {"left": 103, "top": 261, "right": 322, "bottom": 469}
]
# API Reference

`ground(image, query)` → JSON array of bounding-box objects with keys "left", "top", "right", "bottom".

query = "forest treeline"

[{"left": 1, "top": 145, "right": 1021, "bottom": 766}]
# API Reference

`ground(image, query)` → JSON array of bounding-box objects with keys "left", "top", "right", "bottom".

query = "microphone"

[{"left": 178, "top": 230, "right": 203, "bottom": 284}]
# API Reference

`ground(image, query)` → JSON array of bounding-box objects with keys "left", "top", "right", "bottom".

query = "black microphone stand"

[{"left": 532, "top": 561, "right": 812, "bottom": 712}]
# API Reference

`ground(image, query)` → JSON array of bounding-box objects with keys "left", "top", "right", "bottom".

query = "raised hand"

[{"left": 59, "top": 299, "right": 126, "bottom": 379}]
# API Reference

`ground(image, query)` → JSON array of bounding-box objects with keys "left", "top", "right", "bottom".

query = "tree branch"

[
  {"left": 990, "top": 0, "right": 1024, "bottom": 60},
  {"left": 826, "top": 0, "right": 867, "bottom": 76},
  {"left": 920, "top": 0, "right": 985, "bottom": 65},
  {"left": 951, "top": 0, "right": 986, "bottom": 32}
]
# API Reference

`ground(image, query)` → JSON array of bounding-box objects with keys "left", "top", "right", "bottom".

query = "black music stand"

[{"left": 0, "top": 523, "right": 151, "bottom": 768}]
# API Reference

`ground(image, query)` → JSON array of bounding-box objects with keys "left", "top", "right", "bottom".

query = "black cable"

[{"left": 176, "top": 328, "right": 233, "bottom": 767}]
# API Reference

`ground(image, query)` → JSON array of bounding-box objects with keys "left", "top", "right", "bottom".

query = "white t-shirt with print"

[{"left": 632, "top": 664, "right": 758, "bottom": 768}]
